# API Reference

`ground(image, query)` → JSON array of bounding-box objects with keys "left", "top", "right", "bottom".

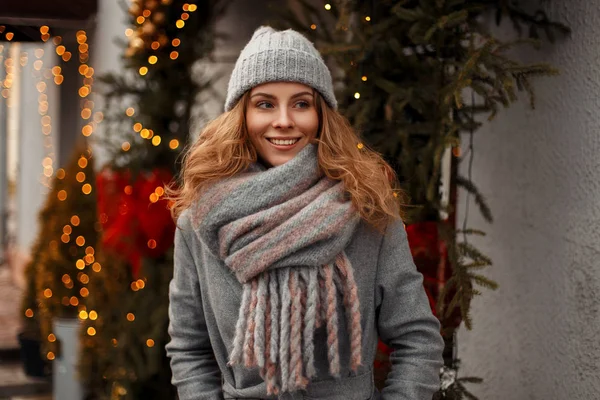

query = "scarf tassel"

[{"left": 228, "top": 254, "right": 362, "bottom": 395}]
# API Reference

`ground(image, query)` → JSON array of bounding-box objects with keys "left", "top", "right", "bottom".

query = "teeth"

[{"left": 269, "top": 138, "right": 299, "bottom": 146}]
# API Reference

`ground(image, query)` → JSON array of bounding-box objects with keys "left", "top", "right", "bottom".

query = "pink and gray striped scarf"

[{"left": 192, "top": 144, "right": 363, "bottom": 395}]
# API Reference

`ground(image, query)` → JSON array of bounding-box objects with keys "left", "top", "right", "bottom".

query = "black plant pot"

[{"left": 17, "top": 331, "right": 48, "bottom": 378}]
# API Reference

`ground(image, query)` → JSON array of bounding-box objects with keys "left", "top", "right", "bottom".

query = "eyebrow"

[{"left": 250, "top": 91, "right": 314, "bottom": 100}]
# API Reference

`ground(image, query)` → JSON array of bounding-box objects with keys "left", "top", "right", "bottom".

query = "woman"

[{"left": 166, "top": 26, "right": 444, "bottom": 400}]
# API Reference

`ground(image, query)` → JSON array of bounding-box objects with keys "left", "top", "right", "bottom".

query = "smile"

[{"left": 266, "top": 137, "right": 301, "bottom": 147}]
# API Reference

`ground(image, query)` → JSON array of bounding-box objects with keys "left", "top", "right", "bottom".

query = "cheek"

[
  {"left": 245, "top": 111, "right": 269, "bottom": 138},
  {"left": 298, "top": 110, "right": 319, "bottom": 137}
]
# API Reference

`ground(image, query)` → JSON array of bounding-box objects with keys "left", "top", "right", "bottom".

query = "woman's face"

[{"left": 246, "top": 82, "right": 319, "bottom": 167}]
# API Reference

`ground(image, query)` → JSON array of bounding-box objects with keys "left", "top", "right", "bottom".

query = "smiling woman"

[
  {"left": 246, "top": 82, "right": 319, "bottom": 167},
  {"left": 165, "top": 26, "right": 444, "bottom": 400}
]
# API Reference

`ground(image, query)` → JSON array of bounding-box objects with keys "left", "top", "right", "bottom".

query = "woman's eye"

[
  {"left": 295, "top": 100, "right": 310, "bottom": 108},
  {"left": 257, "top": 101, "right": 274, "bottom": 109}
]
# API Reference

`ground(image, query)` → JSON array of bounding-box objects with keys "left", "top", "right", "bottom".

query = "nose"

[{"left": 272, "top": 108, "right": 295, "bottom": 129}]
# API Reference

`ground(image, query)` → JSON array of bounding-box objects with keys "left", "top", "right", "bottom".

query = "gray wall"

[{"left": 457, "top": 3, "right": 600, "bottom": 399}]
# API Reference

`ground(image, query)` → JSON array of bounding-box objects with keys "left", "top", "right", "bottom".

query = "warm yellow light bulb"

[
  {"left": 82, "top": 124, "right": 93, "bottom": 136},
  {"left": 78, "top": 87, "right": 90, "bottom": 97},
  {"left": 148, "top": 55, "right": 158, "bottom": 64},
  {"left": 176, "top": 20, "right": 185, "bottom": 28},
  {"left": 139, "top": 66, "right": 148, "bottom": 76},
  {"left": 87, "top": 327, "right": 96, "bottom": 336},
  {"left": 325, "top": 4, "right": 331, "bottom": 10},
  {"left": 152, "top": 135, "right": 161, "bottom": 146},
  {"left": 354, "top": 92, "right": 361, "bottom": 99}
]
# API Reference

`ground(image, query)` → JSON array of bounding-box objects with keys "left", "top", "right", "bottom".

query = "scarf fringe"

[{"left": 228, "top": 253, "right": 363, "bottom": 395}]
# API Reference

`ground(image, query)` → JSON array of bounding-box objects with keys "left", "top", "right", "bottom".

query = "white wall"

[
  {"left": 16, "top": 42, "right": 60, "bottom": 257},
  {"left": 457, "top": 3, "right": 600, "bottom": 399}
]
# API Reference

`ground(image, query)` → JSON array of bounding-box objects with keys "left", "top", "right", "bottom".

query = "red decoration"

[{"left": 96, "top": 168, "right": 175, "bottom": 278}]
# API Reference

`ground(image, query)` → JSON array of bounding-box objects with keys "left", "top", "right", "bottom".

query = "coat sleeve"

[
  {"left": 375, "top": 219, "right": 444, "bottom": 400},
  {"left": 166, "top": 221, "right": 224, "bottom": 400}
]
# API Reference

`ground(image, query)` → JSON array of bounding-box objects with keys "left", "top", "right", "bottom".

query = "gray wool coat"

[{"left": 166, "top": 209, "right": 444, "bottom": 400}]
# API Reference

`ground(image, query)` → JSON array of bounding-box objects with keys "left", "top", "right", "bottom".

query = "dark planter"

[{"left": 17, "top": 331, "right": 48, "bottom": 377}]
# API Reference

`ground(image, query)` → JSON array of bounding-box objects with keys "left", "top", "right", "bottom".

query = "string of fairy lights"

[
  {"left": 0, "top": 24, "right": 101, "bottom": 360},
  {"left": 120, "top": 0, "right": 199, "bottom": 153},
  {"left": 2, "top": 1, "right": 201, "bottom": 365}
]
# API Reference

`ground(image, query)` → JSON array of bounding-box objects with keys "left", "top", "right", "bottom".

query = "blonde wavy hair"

[{"left": 168, "top": 91, "right": 403, "bottom": 230}]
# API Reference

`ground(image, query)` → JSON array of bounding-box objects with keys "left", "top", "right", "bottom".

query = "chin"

[{"left": 264, "top": 154, "right": 295, "bottom": 167}]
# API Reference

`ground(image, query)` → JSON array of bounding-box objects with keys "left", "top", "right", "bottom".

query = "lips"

[
  {"left": 267, "top": 138, "right": 300, "bottom": 146},
  {"left": 265, "top": 137, "right": 302, "bottom": 150}
]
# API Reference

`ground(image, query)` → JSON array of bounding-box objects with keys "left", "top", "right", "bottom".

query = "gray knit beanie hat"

[{"left": 224, "top": 26, "right": 337, "bottom": 111}]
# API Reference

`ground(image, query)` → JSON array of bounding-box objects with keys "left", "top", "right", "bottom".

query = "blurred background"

[{"left": 0, "top": 1, "right": 596, "bottom": 400}]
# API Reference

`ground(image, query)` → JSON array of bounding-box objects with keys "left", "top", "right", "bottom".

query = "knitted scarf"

[{"left": 191, "top": 144, "right": 363, "bottom": 395}]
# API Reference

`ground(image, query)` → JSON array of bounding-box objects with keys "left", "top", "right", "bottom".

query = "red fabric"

[{"left": 96, "top": 168, "right": 175, "bottom": 278}]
